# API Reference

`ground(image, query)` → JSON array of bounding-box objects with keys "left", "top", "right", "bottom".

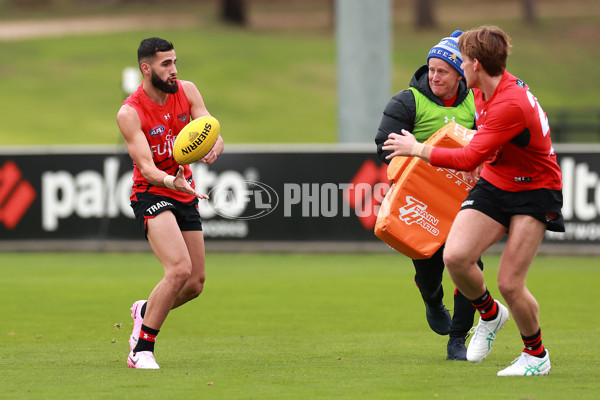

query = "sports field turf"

[{"left": 1, "top": 252, "right": 598, "bottom": 399}]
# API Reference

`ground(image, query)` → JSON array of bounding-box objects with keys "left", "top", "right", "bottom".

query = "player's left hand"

[
  {"left": 200, "top": 146, "right": 218, "bottom": 165},
  {"left": 383, "top": 129, "right": 418, "bottom": 160},
  {"left": 200, "top": 135, "right": 223, "bottom": 165}
]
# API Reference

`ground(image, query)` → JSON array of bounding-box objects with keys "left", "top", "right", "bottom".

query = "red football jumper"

[
  {"left": 430, "top": 71, "right": 562, "bottom": 192},
  {"left": 123, "top": 81, "right": 197, "bottom": 203}
]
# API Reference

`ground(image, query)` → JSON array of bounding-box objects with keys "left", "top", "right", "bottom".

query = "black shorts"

[
  {"left": 131, "top": 193, "right": 202, "bottom": 238},
  {"left": 461, "top": 178, "right": 565, "bottom": 232}
]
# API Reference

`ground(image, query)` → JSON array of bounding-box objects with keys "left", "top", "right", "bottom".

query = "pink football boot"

[{"left": 129, "top": 300, "right": 147, "bottom": 351}]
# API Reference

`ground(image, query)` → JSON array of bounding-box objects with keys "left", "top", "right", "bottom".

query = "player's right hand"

[{"left": 174, "top": 166, "right": 209, "bottom": 199}]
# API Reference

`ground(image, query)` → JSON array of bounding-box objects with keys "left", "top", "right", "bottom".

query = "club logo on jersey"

[
  {"left": 148, "top": 125, "right": 165, "bottom": 137},
  {"left": 177, "top": 112, "right": 189, "bottom": 123}
]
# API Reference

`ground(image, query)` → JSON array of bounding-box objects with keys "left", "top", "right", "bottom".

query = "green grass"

[
  {"left": 0, "top": 4, "right": 598, "bottom": 145},
  {"left": 392, "top": 15, "right": 600, "bottom": 111},
  {"left": 0, "top": 27, "right": 336, "bottom": 146},
  {"left": 1, "top": 252, "right": 599, "bottom": 399}
]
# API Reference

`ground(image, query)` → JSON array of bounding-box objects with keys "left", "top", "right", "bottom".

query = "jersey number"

[{"left": 526, "top": 91, "right": 550, "bottom": 137}]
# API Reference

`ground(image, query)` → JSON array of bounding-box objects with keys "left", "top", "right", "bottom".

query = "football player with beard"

[{"left": 117, "top": 37, "right": 224, "bottom": 369}]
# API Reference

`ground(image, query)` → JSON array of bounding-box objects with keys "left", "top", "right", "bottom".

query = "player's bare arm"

[
  {"left": 181, "top": 80, "right": 224, "bottom": 164},
  {"left": 116, "top": 104, "right": 208, "bottom": 199}
]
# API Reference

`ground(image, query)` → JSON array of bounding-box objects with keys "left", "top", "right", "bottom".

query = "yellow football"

[{"left": 173, "top": 115, "right": 220, "bottom": 165}]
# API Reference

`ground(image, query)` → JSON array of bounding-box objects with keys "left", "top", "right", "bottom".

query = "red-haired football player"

[{"left": 117, "top": 37, "right": 223, "bottom": 369}]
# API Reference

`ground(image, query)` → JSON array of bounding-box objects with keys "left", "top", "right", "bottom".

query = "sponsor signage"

[{"left": 1, "top": 145, "right": 599, "bottom": 245}]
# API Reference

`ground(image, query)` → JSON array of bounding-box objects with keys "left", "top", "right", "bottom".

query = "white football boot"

[
  {"left": 466, "top": 300, "right": 509, "bottom": 363},
  {"left": 497, "top": 350, "right": 551, "bottom": 376}
]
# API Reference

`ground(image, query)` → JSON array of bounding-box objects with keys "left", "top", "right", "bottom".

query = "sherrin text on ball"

[{"left": 173, "top": 115, "right": 220, "bottom": 165}]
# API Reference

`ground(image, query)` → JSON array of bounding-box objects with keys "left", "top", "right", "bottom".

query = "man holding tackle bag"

[
  {"left": 376, "top": 30, "right": 481, "bottom": 361},
  {"left": 383, "top": 25, "right": 564, "bottom": 376}
]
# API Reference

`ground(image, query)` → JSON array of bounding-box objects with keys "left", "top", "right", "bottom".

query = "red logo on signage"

[
  {"left": 344, "top": 159, "right": 389, "bottom": 230},
  {"left": 0, "top": 161, "right": 37, "bottom": 229}
]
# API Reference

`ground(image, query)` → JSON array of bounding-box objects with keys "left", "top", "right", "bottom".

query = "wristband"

[
  {"left": 411, "top": 142, "right": 425, "bottom": 158},
  {"left": 163, "top": 175, "right": 176, "bottom": 190}
]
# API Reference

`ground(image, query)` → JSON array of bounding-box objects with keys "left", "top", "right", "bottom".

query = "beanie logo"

[
  {"left": 428, "top": 33, "right": 465, "bottom": 77},
  {"left": 440, "top": 39, "right": 457, "bottom": 50},
  {"left": 429, "top": 49, "right": 460, "bottom": 65}
]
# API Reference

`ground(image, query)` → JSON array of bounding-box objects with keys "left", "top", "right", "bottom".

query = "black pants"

[{"left": 412, "top": 244, "right": 484, "bottom": 338}]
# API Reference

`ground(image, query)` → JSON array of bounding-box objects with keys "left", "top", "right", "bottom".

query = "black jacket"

[{"left": 375, "top": 65, "right": 473, "bottom": 164}]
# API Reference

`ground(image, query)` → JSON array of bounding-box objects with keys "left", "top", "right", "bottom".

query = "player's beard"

[{"left": 151, "top": 71, "right": 178, "bottom": 94}]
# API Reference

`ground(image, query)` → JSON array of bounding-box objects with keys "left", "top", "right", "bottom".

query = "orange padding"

[{"left": 374, "top": 122, "right": 476, "bottom": 259}]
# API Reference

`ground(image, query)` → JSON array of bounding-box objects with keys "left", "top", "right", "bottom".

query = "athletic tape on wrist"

[
  {"left": 163, "top": 175, "right": 176, "bottom": 190},
  {"left": 411, "top": 143, "right": 425, "bottom": 158}
]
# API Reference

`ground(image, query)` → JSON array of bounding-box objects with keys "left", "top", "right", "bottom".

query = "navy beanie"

[{"left": 427, "top": 30, "right": 464, "bottom": 77}]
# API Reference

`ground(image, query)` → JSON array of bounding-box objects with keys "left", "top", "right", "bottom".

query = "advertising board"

[{"left": 1, "top": 145, "right": 599, "bottom": 250}]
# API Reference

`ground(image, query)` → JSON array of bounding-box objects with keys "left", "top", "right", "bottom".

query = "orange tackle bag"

[{"left": 374, "top": 122, "right": 476, "bottom": 259}]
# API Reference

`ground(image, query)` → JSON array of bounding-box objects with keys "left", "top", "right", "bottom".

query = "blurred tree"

[
  {"left": 221, "top": 0, "right": 247, "bottom": 25},
  {"left": 523, "top": 0, "right": 537, "bottom": 24},
  {"left": 415, "top": 0, "right": 437, "bottom": 29}
]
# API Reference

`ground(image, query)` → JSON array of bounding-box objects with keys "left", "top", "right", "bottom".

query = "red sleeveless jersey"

[
  {"left": 430, "top": 71, "right": 562, "bottom": 192},
  {"left": 123, "top": 81, "right": 196, "bottom": 203}
]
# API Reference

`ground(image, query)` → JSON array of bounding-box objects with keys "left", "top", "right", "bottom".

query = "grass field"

[
  {"left": 0, "top": 1, "right": 598, "bottom": 145},
  {"left": 1, "top": 252, "right": 599, "bottom": 399},
  {"left": 1, "top": 3, "right": 599, "bottom": 397}
]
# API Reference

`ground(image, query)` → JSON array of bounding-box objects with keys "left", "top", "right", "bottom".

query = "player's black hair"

[{"left": 137, "top": 37, "right": 174, "bottom": 63}]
